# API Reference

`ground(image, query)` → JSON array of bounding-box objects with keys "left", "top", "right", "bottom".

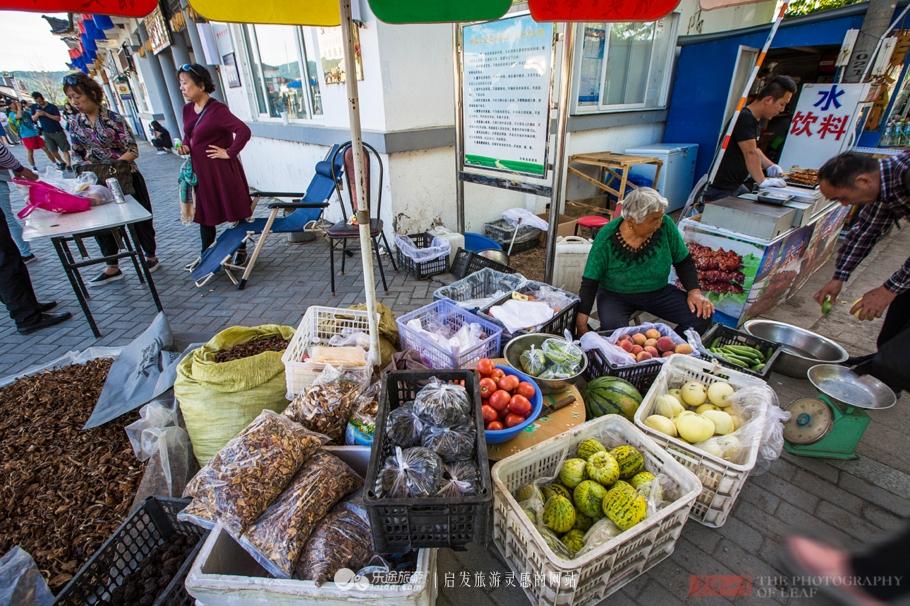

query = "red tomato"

[
  {"left": 508, "top": 394, "right": 532, "bottom": 418},
  {"left": 504, "top": 413, "right": 525, "bottom": 428},
  {"left": 476, "top": 358, "right": 494, "bottom": 377},
  {"left": 488, "top": 389, "right": 511, "bottom": 411},
  {"left": 498, "top": 374, "right": 520, "bottom": 392},
  {"left": 481, "top": 404, "right": 498, "bottom": 423},
  {"left": 486, "top": 421, "right": 504, "bottom": 431},
  {"left": 479, "top": 377, "right": 497, "bottom": 398},
  {"left": 490, "top": 368, "right": 505, "bottom": 381},
  {"left": 516, "top": 382, "right": 536, "bottom": 399}
]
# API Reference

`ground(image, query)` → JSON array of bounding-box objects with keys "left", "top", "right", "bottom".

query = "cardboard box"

[{"left": 536, "top": 213, "right": 578, "bottom": 245}]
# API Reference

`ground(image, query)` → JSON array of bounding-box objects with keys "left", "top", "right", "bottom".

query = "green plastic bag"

[{"left": 176, "top": 325, "right": 295, "bottom": 465}]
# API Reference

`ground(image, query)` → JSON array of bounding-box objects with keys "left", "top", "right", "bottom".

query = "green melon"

[
  {"left": 584, "top": 377, "right": 643, "bottom": 420},
  {"left": 516, "top": 483, "right": 544, "bottom": 503},
  {"left": 573, "top": 511, "right": 594, "bottom": 532},
  {"left": 630, "top": 471, "right": 656, "bottom": 491},
  {"left": 610, "top": 445, "right": 645, "bottom": 479},
  {"left": 537, "top": 526, "right": 574, "bottom": 559},
  {"left": 542, "top": 483, "right": 571, "bottom": 502},
  {"left": 585, "top": 451, "right": 620, "bottom": 486},
  {"left": 542, "top": 495, "right": 576, "bottom": 534},
  {"left": 561, "top": 529, "right": 586, "bottom": 557},
  {"left": 573, "top": 480, "right": 607, "bottom": 519},
  {"left": 602, "top": 482, "right": 647, "bottom": 531},
  {"left": 558, "top": 458, "right": 588, "bottom": 489},
  {"left": 576, "top": 438, "right": 606, "bottom": 460}
]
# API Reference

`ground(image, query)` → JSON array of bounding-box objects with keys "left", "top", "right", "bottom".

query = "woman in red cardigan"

[{"left": 176, "top": 63, "right": 253, "bottom": 267}]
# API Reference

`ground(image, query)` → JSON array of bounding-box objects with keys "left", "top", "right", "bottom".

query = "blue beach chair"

[{"left": 191, "top": 144, "right": 344, "bottom": 289}]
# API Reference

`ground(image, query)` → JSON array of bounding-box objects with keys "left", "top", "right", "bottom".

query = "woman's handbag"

[{"left": 76, "top": 159, "right": 135, "bottom": 196}]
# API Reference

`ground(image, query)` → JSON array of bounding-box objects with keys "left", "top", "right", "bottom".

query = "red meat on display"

[{"left": 688, "top": 243, "right": 743, "bottom": 272}]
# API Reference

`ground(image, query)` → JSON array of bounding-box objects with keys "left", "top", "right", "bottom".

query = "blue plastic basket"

[
  {"left": 483, "top": 365, "right": 543, "bottom": 444},
  {"left": 464, "top": 232, "right": 502, "bottom": 252},
  {"left": 396, "top": 300, "right": 503, "bottom": 369}
]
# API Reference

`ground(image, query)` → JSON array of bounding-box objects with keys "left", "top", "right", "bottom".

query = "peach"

[
  {"left": 675, "top": 343, "right": 694, "bottom": 354},
  {"left": 645, "top": 328, "right": 661, "bottom": 340},
  {"left": 636, "top": 351, "right": 653, "bottom": 361},
  {"left": 631, "top": 344, "right": 643, "bottom": 355},
  {"left": 631, "top": 333, "right": 647, "bottom": 346},
  {"left": 656, "top": 336, "right": 676, "bottom": 353},
  {"left": 644, "top": 338, "right": 658, "bottom": 348},
  {"left": 662, "top": 351, "right": 674, "bottom": 358},
  {"left": 644, "top": 346, "right": 659, "bottom": 357},
  {"left": 619, "top": 340, "right": 634, "bottom": 353}
]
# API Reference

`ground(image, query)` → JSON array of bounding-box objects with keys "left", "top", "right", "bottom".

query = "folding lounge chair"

[{"left": 190, "top": 144, "right": 344, "bottom": 289}]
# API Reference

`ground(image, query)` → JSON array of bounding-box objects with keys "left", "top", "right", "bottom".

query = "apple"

[
  {"left": 656, "top": 336, "right": 676, "bottom": 353},
  {"left": 631, "top": 333, "right": 647, "bottom": 346}
]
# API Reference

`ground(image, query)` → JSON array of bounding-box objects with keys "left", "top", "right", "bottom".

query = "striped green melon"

[
  {"left": 573, "top": 480, "right": 607, "bottom": 519},
  {"left": 561, "top": 529, "right": 586, "bottom": 557},
  {"left": 585, "top": 451, "right": 620, "bottom": 486},
  {"left": 584, "top": 377, "right": 643, "bottom": 420},
  {"left": 573, "top": 511, "right": 594, "bottom": 532},
  {"left": 630, "top": 471, "right": 656, "bottom": 491},
  {"left": 576, "top": 438, "right": 606, "bottom": 460},
  {"left": 516, "top": 483, "right": 544, "bottom": 503},
  {"left": 542, "top": 495, "right": 576, "bottom": 534},
  {"left": 542, "top": 483, "right": 571, "bottom": 502},
  {"left": 602, "top": 482, "right": 647, "bottom": 531},
  {"left": 559, "top": 458, "right": 588, "bottom": 489},
  {"left": 610, "top": 445, "right": 645, "bottom": 479}
]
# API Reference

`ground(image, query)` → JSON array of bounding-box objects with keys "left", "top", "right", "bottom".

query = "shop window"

[
  {"left": 575, "top": 15, "right": 678, "bottom": 112},
  {"left": 242, "top": 24, "right": 323, "bottom": 121}
]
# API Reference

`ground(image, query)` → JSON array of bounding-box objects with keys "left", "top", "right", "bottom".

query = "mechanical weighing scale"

[{"left": 784, "top": 364, "right": 896, "bottom": 460}]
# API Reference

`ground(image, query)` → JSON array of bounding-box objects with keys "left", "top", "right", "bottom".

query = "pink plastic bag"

[{"left": 12, "top": 178, "right": 91, "bottom": 219}]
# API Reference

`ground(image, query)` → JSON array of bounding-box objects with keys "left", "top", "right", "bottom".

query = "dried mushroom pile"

[
  {"left": 214, "top": 335, "right": 290, "bottom": 363},
  {"left": 0, "top": 359, "right": 143, "bottom": 590}
]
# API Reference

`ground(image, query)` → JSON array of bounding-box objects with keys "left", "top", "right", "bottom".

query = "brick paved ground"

[{"left": 3, "top": 146, "right": 908, "bottom": 605}]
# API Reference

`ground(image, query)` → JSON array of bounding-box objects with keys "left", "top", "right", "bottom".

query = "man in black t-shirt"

[{"left": 705, "top": 76, "right": 797, "bottom": 202}]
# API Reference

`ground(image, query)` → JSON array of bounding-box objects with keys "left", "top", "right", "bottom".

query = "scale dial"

[{"left": 784, "top": 398, "right": 833, "bottom": 445}]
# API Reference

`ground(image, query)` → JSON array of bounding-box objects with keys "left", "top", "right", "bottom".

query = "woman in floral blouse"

[{"left": 63, "top": 72, "right": 159, "bottom": 286}]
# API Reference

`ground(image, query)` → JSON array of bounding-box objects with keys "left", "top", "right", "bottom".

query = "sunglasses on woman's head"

[
  {"left": 63, "top": 74, "right": 82, "bottom": 85},
  {"left": 179, "top": 64, "right": 202, "bottom": 77}
]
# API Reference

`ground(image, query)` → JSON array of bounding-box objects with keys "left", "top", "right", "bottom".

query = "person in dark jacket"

[{"left": 150, "top": 120, "right": 172, "bottom": 154}]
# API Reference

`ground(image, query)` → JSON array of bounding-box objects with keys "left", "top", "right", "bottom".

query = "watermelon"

[{"left": 585, "top": 377, "right": 643, "bottom": 420}]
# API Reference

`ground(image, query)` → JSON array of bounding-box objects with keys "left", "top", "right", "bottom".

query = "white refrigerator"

[{"left": 623, "top": 143, "right": 698, "bottom": 212}]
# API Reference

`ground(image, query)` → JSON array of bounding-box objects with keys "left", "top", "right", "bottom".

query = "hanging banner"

[
  {"left": 143, "top": 5, "right": 172, "bottom": 55},
  {"left": 699, "top": 0, "right": 767, "bottom": 10},
  {"left": 530, "top": 0, "right": 680, "bottom": 22},
  {"left": 778, "top": 83, "right": 871, "bottom": 171},
  {"left": 462, "top": 14, "right": 554, "bottom": 177}
]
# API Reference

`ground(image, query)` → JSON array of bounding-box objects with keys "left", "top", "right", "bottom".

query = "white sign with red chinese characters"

[{"left": 778, "top": 83, "right": 870, "bottom": 171}]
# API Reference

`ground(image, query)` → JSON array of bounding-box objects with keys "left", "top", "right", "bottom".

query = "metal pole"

[
  {"left": 453, "top": 23, "right": 466, "bottom": 233},
  {"left": 544, "top": 22, "right": 575, "bottom": 284},
  {"left": 706, "top": 2, "right": 789, "bottom": 186},
  {"left": 340, "top": 0, "right": 380, "bottom": 366}
]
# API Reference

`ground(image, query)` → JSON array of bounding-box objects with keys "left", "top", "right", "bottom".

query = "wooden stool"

[{"left": 574, "top": 215, "right": 610, "bottom": 237}]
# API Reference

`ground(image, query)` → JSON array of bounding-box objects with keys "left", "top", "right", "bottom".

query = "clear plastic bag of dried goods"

[
  {"left": 179, "top": 410, "right": 326, "bottom": 534},
  {"left": 420, "top": 422, "right": 475, "bottom": 463},
  {"left": 0, "top": 546, "right": 54, "bottom": 606},
  {"left": 294, "top": 495, "right": 373, "bottom": 585},
  {"left": 436, "top": 460, "right": 480, "bottom": 497},
  {"left": 413, "top": 378, "right": 471, "bottom": 428},
  {"left": 283, "top": 364, "right": 369, "bottom": 444},
  {"left": 374, "top": 446, "right": 444, "bottom": 498},
  {"left": 239, "top": 450, "right": 362, "bottom": 578},
  {"left": 385, "top": 403, "right": 424, "bottom": 447},
  {"left": 347, "top": 381, "right": 380, "bottom": 443}
]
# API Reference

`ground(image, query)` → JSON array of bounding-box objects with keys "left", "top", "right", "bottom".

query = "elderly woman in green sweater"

[{"left": 575, "top": 188, "right": 713, "bottom": 336}]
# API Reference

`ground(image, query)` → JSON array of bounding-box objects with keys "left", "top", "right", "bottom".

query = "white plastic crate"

[
  {"left": 281, "top": 306, "right": 377, "bottom": 397},
  {"left": 633, "top": 354, "right": 770, "bottom": 528},
  {"left": 491, "top": 415, "right": 702, "bottom": 606},
  {"left": 185, "top": 446, "right": 437, "bottom": 606}
]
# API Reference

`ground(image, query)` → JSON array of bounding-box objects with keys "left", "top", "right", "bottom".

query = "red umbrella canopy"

[
  {"left": 0, "top": 0, "right": 156, "bottom": 17},
  {"left": 528, "top": 0, "right": 682, "bottom": 22}
]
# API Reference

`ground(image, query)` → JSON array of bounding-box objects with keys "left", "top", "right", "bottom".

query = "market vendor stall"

[{"left": 678, "top": 197, "right": 851, "bottom": 327}]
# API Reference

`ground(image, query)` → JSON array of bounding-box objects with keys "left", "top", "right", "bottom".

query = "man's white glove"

[
  {"left": 759, "top": 178, "right": 787, "bottom": 189},
  {"left": 766, "top": 164, "right": 784, "bottom": 177}
]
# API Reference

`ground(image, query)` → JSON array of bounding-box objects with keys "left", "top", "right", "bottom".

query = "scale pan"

[{"left": 807, "top": 364, "right": 896, "bottom": 410}]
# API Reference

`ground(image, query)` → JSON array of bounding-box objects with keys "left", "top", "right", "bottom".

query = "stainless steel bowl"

[
  {"left": 477, "top": 249, "right": 510, "bottom": 266},
  {"left": 502, "top": 333, "right": 587, "bottom": 394},
  {"left": 808, "top": 364, "right": 896, "bottom": 410},
  {"left": 743, "top": 319, "right": 848, "bottom": 379}
]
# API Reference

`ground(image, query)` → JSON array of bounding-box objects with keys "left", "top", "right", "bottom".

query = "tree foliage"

[{"left": 786, "top": 0, "right": 864, "bottom": 17}]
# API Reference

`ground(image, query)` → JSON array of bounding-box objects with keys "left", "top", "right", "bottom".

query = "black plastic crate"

[
  {"left": 483, "top": 219, "right": 541, "bottom": 254},
  {"left": 479, "top": 280, "right": 580, "bottom": 340},
  {"left": 450, "top": 248, "right": 517, "bottom": 280},
  {"left": 396, "top": 233, "right": 450, "bottom": 280},
  {"left": 432, "top": 268, "right": 526, "bottom": 311},
  {"left": 364, "top": 370, "right": 492, "bottom": 552},
  {"left": 702, "top": 323, "right": 782, "bottom": 379},
  {"left": 54, "top": 497, "right": 207, "bottom": 606},
  {"left": 584, "top": 346, "right": 663, "bottom": 393}
]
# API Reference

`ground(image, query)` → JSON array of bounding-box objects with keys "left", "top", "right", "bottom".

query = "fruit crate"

[
  {"left": 396, "top": 299, "right": 502, "bottom": 369},
  {"left": 491, "top": 415, "right": 702, "bottom": 606},
  {"left": 396, "top": 233, "right": 450, "bottom": 280},
  {"left": 479, "top": 280, "right": 579, "bottom": 339},
  {"left": 282, "top": 306, "right": 377, "bottom": 397},
  {"left": 702, "top": 324, "right": 782, "bottom": 380},
  {"left": 54, "top": 497, "right": 207, "bottom": 606},
  {"left": 364, "top": 370, "right": 493, "bottom": 552},
  {"left": 633, "top": 354, "right": 771, "bottom": 528},
  {"left": 433, "top": 268, "right": 526, "bottom": 311},
  {"left": 450, "top": 248, "right": 516, "bottom": 280},
  {"left": 483, "top": 219, "right": 541, "bottom": 254}
]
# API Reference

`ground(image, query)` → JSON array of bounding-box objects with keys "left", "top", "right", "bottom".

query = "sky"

[{"left": 0, "top": 12, "right": 72, "bottom": 72}]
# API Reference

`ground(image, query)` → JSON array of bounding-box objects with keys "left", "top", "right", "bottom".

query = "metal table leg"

[
  {"left": 58, "top": 237, "right": 90, "bottom": 300},
  {"left": 119, "top": 226, "right": 145, "bottom": 284},
  {"left": 52, "top": 236, "right": 100, "bottom": 338},
  {"left": 127, "top": 224, "right": 163, "bottom": 312}
]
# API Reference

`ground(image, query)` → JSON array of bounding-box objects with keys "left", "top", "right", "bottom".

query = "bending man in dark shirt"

[{"left": 704, "top": 75, "right": 797, "bottom": 201}]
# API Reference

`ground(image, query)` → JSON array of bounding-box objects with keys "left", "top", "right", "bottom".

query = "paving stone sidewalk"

[{"left": 2, "top": 146, "right": 908, "bottom": 605}]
